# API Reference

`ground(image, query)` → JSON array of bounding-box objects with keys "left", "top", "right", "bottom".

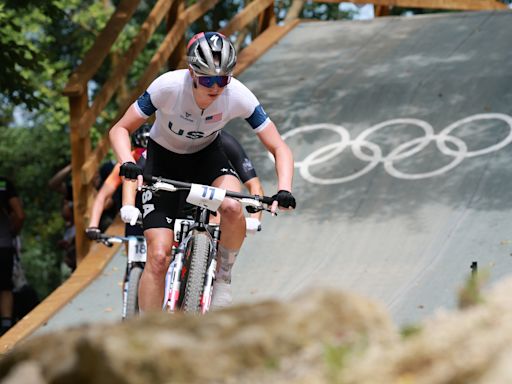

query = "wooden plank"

[
  {"left": 257, "top": 2, "right": 276, "bottom": 35},
  {"left": 234, "top": 19, "right": 301, "bottom": 77},
  {"left": 63, "top": 0, "right": 142, "bottom": 96},
  {"left": 182, "top": 0, "right": 219, "bottom": 24},
  {"left": 69, "top": 93, "right": 92, "bottom": 264},
  {"left": 284, "top": 0, "right": 306, "bottom": 23},
  {"left": 313, "top": 0, "right": 508, "bottom": 11},
  {"left": 76, "top": 0, "right": 175, "bottom": 139},
  {"left": 0, "top": 218, "right": 125, "bottom": 354},
  {"left": 82, "top": 136, "right": 111, "bottom": 185},
  {"left": 167, "top": 0, "right": 187, "bottom": 70},
  {"left": 219, "top": 0, "right": 274, "bottom": 37}
]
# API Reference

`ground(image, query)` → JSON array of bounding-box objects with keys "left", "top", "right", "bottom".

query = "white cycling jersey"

[{"left": 133, "top": 69, "right": 271, "bottom": 154}]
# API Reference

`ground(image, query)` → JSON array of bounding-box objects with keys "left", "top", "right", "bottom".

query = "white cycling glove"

[
  {"left": 120, "top": 205, "right": 141, "bottom": 226},
  {"left": 245, "top": 217, "right": 261, "bottom": 234}
]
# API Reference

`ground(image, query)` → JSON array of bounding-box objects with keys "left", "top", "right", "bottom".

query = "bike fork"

[
  {"left": 164, "top": 252, "right": 183, "bottom": 312},
  {"left": 201, "top": 258, "right": 216, "bottom": 314},
  {"left": 122, "top": 263, "right": 131, "bottom": 319},
  {"left": 201, "top": 226, "right": 220, "bottom": 314}
]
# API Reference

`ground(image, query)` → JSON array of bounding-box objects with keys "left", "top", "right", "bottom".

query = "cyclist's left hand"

[
  {"left": 85, "top": 227, "right": 102, "bottom": 240},
  {"left": 271, "top": 190, "right": 296, "bottom": 213}
]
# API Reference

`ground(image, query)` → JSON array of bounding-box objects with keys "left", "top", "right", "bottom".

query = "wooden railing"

[
  {"left": 63, "top": 0, "right": 298, "bottom": 264},
  {"left": 312, "top": 0, "right": 508, "bottom": 11}
]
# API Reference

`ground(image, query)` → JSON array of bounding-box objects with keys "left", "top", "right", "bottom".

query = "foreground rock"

[
  {"left": 4, "top": 277, "right": 512, "bottom": 384},
  {"left": 0, "top": 289, "right": 396, "bottom": 384}
]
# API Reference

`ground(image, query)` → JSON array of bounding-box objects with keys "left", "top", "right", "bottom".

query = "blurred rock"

[
  {"left": 5, "top": 277, "right": 512, "bottom": 384},
  {"left": 0, "top": 288, "right": 396, "bottom": 384}
]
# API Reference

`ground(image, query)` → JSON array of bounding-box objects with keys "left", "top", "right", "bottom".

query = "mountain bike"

[
  {"left": 96, "top": 234, "right": 146, "bottom": 319},
  {"left": 143, "top": 175, "right": 274, "bottom": 314}
]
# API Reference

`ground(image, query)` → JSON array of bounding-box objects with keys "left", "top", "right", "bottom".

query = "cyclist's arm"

[
  {"left": 88, "top": 166, "right": 121, "bottom": 228},
  {"left": 109, "top": 105, "right": 147, "bottom": 165},
  {"left": 122, "top": 178, "right": 138, "bottom": 207},
  {"left": 257, "top": 122, "right": 294, "bottom": 193}
]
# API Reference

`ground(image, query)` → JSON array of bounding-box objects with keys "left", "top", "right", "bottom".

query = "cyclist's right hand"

[
  {"left": 119, "top": 161, "right": 143, "bottom": 180},
  {"left": 85, "top": 227, "right": 102, "bottom": 240},
  {"left": 120, "top": 205, "right": 141, "bottom": 226}
]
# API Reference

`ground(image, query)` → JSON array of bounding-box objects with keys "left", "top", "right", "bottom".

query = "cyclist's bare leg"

[
  {"left": 212, "top": 175, "right": 245, "bottom": 250},
  {"left": 139, "top": 227, "right": 173, "bottom": 312},
  {"left": 212, "top": 175, "right": 245, "bottom": 294}
]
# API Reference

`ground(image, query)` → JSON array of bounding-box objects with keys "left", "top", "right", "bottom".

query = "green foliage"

[
  {"left": 0, "top": 0, "right": 114, "bottom": 298},
  {"left": 301, "top": 2, "right": 353, "bottom": 20},
  {"left": 324, "top": 343, "right": 352, "bottom": 383},
  {"left": 400, "top": 323, "right": 422, "bottom": 339}
]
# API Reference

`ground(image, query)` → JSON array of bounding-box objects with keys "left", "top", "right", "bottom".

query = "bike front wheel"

[
  {"left": 182, "top": 232, "right": 210, "bottom": 313},
  {"left": 125, "top": 265, "right": 143, "bottom": 319}
]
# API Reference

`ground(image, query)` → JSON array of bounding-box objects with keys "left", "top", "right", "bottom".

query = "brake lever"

[{"left": 97, "top": 238, "right": 114, "bottom": 247}]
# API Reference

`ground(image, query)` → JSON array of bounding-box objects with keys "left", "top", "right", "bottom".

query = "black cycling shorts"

[
  {"left": 142, "top": 136, "right": 237, "bottom": 230},
  {"left": 125, "top": 223, "right": 144, "bottom": 237},
  {"left": 0, "top": 247, "right": 14, "bottom": 290}
]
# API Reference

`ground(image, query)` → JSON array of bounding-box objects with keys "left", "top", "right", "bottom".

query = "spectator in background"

[
  {"left": 48, "top": 160, "right": 116, "bottom": 271},
  {"left": 0, "top": 176, "right": 25, "bottom": 335}
]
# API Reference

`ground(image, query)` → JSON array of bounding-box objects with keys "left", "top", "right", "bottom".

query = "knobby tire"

[
  {"left": 125, "top": 266, "right": 143, "bottom": 318},
  {"left": 182, "top": 232, "right": 210, "bottom": 313}
]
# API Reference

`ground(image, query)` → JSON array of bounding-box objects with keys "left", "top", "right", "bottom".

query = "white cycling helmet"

[{"left": 187, "top": 32, "right": 236, "bottom": 76}]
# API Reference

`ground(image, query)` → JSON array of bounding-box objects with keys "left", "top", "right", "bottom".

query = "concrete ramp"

[
  {"left": 21, "top": 10, "right": 512, "bottom": 338},
  {"left": 230, "top": 10, "right": 512, "bottom": 326}
]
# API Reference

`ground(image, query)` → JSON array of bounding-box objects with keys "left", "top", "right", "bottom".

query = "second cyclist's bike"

[{"left": 97, "top": 234, "right": 146, "bottom": 319}]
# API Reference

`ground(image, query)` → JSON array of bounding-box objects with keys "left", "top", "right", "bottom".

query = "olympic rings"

[{"left": 271, "top": 113, "right": 512, "bottom": 185}]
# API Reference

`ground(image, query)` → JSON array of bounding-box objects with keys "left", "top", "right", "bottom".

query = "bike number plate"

[
  {"left": 186, "top": 184, "right": 226, "bottom": 211},
  {"left": 127, "top": 237, "right": 147, "bottom": 262}
]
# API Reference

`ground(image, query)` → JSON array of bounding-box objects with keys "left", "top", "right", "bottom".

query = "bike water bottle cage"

[{"left": 197, "top": 75, "right": 231, "bottom": 88}]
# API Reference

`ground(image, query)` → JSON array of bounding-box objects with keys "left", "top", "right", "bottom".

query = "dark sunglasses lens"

[
  {"left": 198, "top": 76, "right": 215, "bottom": 88},
  {"left": 197, "top": 76, "right": 230, "bottom": 88},
  {"left": 216, "top": 76, "right": 230, "bottom": 87}
]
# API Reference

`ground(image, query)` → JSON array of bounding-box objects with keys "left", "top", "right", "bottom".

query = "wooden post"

[
  {"left": 257, "top": 2, "right": 276, "bottom": 37},
  {"left": 69, "top": 91, "right": 92, "bottom": 265},
  {"left": 167, "top": 0, "right": 187, "bottom": 70},
  {"left": 375, "top": 5, "right": 391, "bottom": 16}
]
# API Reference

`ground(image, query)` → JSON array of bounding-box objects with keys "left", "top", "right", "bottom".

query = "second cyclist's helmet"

[
  {"left": 187, "top": 32, "right": 236, "bottom": 76},
  {"left": 132, "top": 124, "right": 151, "bottom": 149}
]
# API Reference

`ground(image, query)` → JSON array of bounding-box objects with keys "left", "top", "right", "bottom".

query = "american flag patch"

[{"left": 205, "top": 113, "right": 222, "bottom": 123}]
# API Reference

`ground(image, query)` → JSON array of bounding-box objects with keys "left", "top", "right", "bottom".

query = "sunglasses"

[{"left": 196, "top": 75, "right": 231, "bottom": 88}]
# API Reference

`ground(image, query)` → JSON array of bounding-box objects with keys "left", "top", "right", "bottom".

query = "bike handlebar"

[
  {"left": 143, "top": 175, "right": 275, "bottom": 206},
  {"left": 96, "top": 234, "right": 144, "bottom": 247}
]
